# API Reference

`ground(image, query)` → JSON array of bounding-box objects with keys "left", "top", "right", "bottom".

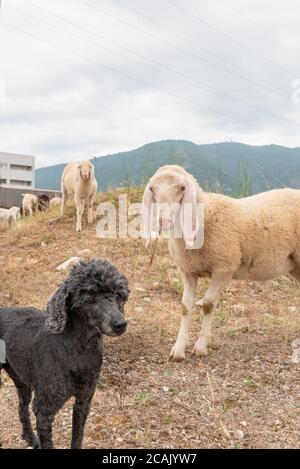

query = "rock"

[
  {"left": 291, "top": 338, "right": 300, "bottom": 349},
  {"left": 240, "top": 421, "right": 247, "bottom": 427},
  {"left": 162, "top": 386, "right": 170, "bottom": 393},
  {"left": 143, "top": 297, "right": 151, "bottom": 303},
  {"left": 56, "top": 257, "right": 81, "bottom": 271},
  {"left": 136, "top": 287, "right": 146, "bottom": 293},
  {"left": 234, "top": 430, "right": 244, "bottom": 440},
  {"left": 291, "top": 348, "right": 300, "bottom": 364},
  {"left": 134, "top": 307, "right": 144, "bottom": 314},
  {"left": 287, "top": 306, "right": 297, "bottom": 314},
  {"left": 116, "top": 437, "right": 124, "bottom": 444}
]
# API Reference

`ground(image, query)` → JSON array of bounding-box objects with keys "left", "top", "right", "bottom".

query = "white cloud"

[{"left": 0, "top": 0, "right": 299, "bottom": 168}]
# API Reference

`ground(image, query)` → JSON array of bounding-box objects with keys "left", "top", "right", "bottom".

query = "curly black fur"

[{"left": 0, "top": 259, "right": 129, "bottom": 449}]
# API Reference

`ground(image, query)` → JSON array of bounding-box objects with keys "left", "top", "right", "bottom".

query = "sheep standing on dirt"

[
  {"left": 61, "top": 161, "right": 97, "bottom": 232},
  {"left": 50, "top": 196, "right": 62, "bottom": 209},
  {"left": 22, "top": 193, "right": 38, "bottom": 217},
  {"left": 142, "top": 165, "right": 300, "bottom": 362},
  {"left": 0, "top": 207, "right": 20, "bottom": 225},
  {"left": 8, "top": 206, "right": 21, "bottom": 221},
  {"left": 0, "top": 259, "right": 129, "bottom": 449}
]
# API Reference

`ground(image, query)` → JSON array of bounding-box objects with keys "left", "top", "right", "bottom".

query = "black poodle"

[{"left": 0, "top": 258, "right": 129, "bottom": 449}]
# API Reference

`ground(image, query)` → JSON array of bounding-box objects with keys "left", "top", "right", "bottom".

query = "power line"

[
  {"left": 78, "top": 0, "right": 289, "bottom": 100},
  {"left": 21, "top": 1, "right": 300, "bottom": 127},
  {"left": 166, "top": 0, "right": 295, "bottom": 78},
  {"left": 110, "top": 0, "right": 289, "bottom": 99},
  {"left": 0, "top": 19, "right": 260, "bottom": 130}
]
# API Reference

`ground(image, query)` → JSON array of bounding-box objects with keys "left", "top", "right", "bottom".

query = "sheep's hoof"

[
  {"left": 76, "top": 227, "right": 82, "bottom": 232},
  {"left": 195, "top": 298, "right": 204, "bottom": 307},
  {"left": 169, "top": 343, "right": 186, "bottom": 362},
  {"left": 192, "top": 338, "right": 208, "bottom": 357}
]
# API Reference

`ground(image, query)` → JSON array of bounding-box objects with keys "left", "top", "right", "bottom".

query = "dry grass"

[{"left": 0, "top": 195, "right": 300, "bottom": 449}]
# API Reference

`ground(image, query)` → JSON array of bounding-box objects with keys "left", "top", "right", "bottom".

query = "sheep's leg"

[
  {"left": 60, "top": 186, "right": 68, "bottom": 217},
  {"left": 87, "top": 196, "right": 94, "bottom": 224},
  {"left": 71, "top": 383, "right": 97, "bottom": 449},
  {"left": 170, "top": 272, "right": 198, "bottom": 362},
  {"left": 5, "top": 365, "right": 39, "bottom": 448},
  {"left": 192, "top": 271, "right": 231, "bottom": 357},
  {"left": 75, "top": 197, "right": 84, "bottom": 232}
]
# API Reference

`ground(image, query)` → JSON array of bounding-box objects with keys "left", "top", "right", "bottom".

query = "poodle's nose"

[{"left": 112, "top": 319, "right": 127, "bottom": 334}]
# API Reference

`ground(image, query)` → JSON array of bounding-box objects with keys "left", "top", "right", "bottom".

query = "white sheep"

[
  {"left": 22, "top": 194, "right": 38, "bottom": 217},
  {"left": 60, "top": 160, "right": 97, "bottom": 232},
  {"left": 0, "top": 206, "right": 21, "bottom": 223},
  {"left": 50, "top": 197, "right": 62, "bottom": 209},
  {"left": 142, "top": 164, "right": 300, "bottom": 362},
  {"left": 0, "top": 209, "right": 14, "bottom": 227}
]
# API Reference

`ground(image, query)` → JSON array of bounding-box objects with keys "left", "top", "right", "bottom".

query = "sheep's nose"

[{"left": 112, "top": 319, "right": 127, "bottom": 334}]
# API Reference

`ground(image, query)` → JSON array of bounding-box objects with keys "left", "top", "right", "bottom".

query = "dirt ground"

[{"left": 0, "top": 199, "right": 300, "bottom": 449}]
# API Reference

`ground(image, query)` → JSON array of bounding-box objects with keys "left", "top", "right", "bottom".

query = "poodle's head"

[{"left": 45, "top": 259, "right": 129, "bottom": 336}]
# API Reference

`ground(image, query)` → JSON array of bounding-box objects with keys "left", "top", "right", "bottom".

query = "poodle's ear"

[{"left": 45, "top": 284, "right": 70, "bottom": 334}]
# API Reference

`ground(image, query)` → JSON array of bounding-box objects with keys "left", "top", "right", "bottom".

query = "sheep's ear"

[
  {"left": 141, "top": 183, "right": 156, "bottom": 247},
  {"left": 180, "top": 176, "right": 199, "bottom": 249},
  {"left": 45, "top": 284, "right": 70, "bottom": 334}
]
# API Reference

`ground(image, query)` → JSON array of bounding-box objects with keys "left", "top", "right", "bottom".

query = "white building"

[{"left": 0, "top": 152, "right": 35, "bottom": 189}]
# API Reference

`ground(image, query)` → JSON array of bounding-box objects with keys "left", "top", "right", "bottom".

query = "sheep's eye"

[
  {"left": 149, "top": 186, "right": 154, "bottom": 192},
  {"left": 179, "top": 185, "right": 186, "bottom": 192}
]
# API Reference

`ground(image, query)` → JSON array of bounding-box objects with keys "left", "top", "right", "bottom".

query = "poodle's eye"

[
  {"left": 116, "top": 293, "right": 125, "bottom": 303},
  {"left": 85, "top": 297, "right": 95, "bottom": 305}
]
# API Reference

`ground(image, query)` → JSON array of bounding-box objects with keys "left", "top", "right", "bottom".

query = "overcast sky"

[{"left": 0, "top": 0, "right": 299, "bottom": 168}]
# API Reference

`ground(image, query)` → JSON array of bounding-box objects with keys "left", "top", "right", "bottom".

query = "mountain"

[{"left": 35, "top": 140, "right": 300, "bottom": 195}]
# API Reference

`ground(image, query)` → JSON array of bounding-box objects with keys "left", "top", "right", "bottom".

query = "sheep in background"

[
  {"left": 0, "top": 209, "right": 14, "bottom": 227},
  {"left": 22, "top": 193, "right": 38, "bottom": 217},
  {"left": 38, "top": 194, "right": 50, "bottom": 211},
  {"left": 0, "top": 206, "right": 20, "bottom": 224},
  {"left": 142, "top": 165, "right": 300, "bottom": 362},
  {"left": 50, "top": 196, "right": 62, "bottom": 209},
  {"left": 8, "top": 206, "right": 21, "bottom": 221},
  {"left": 61, "top": 160, "right": 97, "bottom": 232}
]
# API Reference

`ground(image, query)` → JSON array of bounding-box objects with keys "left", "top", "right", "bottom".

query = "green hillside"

[{"left": 35, "top": 140, "right": 300, "bottom": 195}]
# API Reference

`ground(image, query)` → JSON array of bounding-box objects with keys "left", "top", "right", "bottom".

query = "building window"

[
  {"left": 10, "top": 180, "right": 32, "bottom": 186},
  {"left": 0, "top": 179, "right": 7, "bottom": 184},
  {"left": 10, "top": 164, "right": 32, "bottom": 172}
]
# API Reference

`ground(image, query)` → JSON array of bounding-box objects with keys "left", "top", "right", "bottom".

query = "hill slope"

[{"left": 36, "top": 140, "right": 300, "bottom": 195}]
